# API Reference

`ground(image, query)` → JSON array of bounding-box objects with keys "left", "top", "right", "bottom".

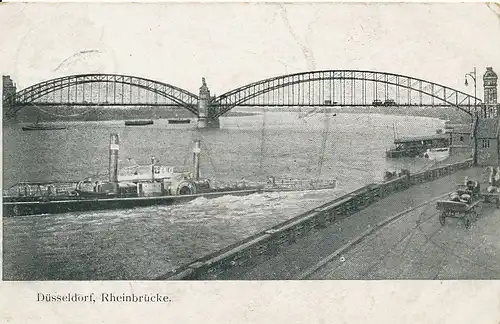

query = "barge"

[
  {"left": 168, "top": 119, "right": 191, "bottom": 124},
  {"left": 125, "top": 119, "right": 154, "bottom": 126},
  {"left": 3, "top": 134, "right": 337, "bottom": 217},
  {"left": 22, "top": 118, "right": 66, "bottom": 131},
  {"left": 22, "top": 124, "right": 66, "bottom": 131}
]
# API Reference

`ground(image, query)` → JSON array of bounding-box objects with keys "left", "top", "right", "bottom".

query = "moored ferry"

[{"left": 386, "top": 133, "right": 450, "bottom": 158}]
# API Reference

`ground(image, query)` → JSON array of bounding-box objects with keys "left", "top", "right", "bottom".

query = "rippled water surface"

[{"left": 3, "top": 111, "right": 444, "bottom": 279}]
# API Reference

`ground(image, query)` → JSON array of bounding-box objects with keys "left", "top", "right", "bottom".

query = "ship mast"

[{"left": 392, "top": 122, "right": 398, "bottom": 141}]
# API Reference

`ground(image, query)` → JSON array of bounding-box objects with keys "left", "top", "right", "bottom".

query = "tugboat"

[
  {"left": 75, "top": 135, "right": 210, "bottom": 198},
  {"left": 3, "top": 134, "right": 337, "bottom": 217}
]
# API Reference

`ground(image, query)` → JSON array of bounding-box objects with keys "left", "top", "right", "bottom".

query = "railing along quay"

[{"left": 156, "top": 159, "right": 473, "bottom": 280}]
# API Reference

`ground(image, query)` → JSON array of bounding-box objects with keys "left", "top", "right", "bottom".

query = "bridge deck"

[{"left": 218, "top": 166, "right": 499, "bottom": 280}]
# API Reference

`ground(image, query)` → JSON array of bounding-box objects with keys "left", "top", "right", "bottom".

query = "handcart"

[{"left": 436, "top": 199, "right": 482, "bottom": 229}]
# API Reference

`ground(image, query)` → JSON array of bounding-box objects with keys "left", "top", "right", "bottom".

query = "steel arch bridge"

[
  {"left": 4, "top": 74, "right": 199, "bottom": 117},
  {"left": 3, "top": 70, "right": 484, "bottom": 120},
  {"left": 211, "top": 70, "right": 482, "bottom": 118}
]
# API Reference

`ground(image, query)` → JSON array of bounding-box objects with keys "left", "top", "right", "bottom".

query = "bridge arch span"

[
  {"left": 212, "top": 70, "right": 482, "bottom": 118},
  {"left": 6, "top": 74, "right": 199, "bottom": 117}
]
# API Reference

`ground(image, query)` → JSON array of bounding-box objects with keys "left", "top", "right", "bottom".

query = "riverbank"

[
  {"left": 240, "top": 106, "right": 471, "bottom": 124},
  {"left": 6, "top": 106, "right": 258, "bottom": 123},
  {"left": 217, "top": 166, "right": 487, "bottom": 280},
  {"left": 8, "top": 104, "right": 470, "bottom": 124}
]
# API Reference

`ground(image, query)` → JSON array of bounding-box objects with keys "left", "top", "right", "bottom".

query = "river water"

[{"left": 2, "top": 110, "right": 445, "bottom": 280}]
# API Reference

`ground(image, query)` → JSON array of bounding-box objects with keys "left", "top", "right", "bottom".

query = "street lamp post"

[
  {"left": 464, "top": 67, "right": 478, "bottom": 113},
  {"left": 465, "top": 67, "right": 478, "bottom": 165}
]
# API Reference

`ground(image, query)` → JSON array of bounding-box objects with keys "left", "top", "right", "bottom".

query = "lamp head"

[{"left": 465, "top": 79, "right": 468, "bottom": 86}]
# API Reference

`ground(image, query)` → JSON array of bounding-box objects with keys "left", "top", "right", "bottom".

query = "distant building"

[
  {"left": 2, "top": 75, "right": 16, "bottom": 106},
  {"left": 475, "top": 118, "right": 499, "bottom": 165},
  {"left": 475, "top": 67, "right": 499, "bottom": 165},
  {"left": 448, "top": 67, "right": 499, "bottom": 165},
  {"left": 448, "top": 124, "right": 472, "bottom": 158},
  {"left": 483, "top": 67, "right": 498, "bottom": 118}
]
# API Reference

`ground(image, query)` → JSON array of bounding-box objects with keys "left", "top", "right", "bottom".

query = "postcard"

[{"left": 1, "top": 2, "right": 500, "bottom": 323}]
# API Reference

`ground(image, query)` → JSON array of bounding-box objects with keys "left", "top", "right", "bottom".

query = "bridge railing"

[{"left": 157, "top": 159, "right": 473, "bottom": 280}]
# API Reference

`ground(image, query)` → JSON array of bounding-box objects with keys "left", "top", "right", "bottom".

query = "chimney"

[
  {"left": 109, "top": 134, "right": 120, "bottom": 183},
  {"left": 193, "top": 139, "right": 201, "bottom": 180},
  {"left": 151, "top": 156, "right": 156, "bottom": 182}
]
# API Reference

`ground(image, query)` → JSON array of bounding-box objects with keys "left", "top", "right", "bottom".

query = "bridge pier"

[
  {"left": 196, "top": 77, "right": 220, "bottom": 129},
  {"left": 197, "top": 116, "right": 220, "bottom": 129}
]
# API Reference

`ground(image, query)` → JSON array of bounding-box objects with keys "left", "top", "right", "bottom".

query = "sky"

[{"left": 0, "top": 2, "right": 499, "bottom": 98}]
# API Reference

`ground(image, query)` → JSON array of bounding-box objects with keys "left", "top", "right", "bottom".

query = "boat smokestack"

[
  {"left": 151, "top": 156, "right": 156, "bottom": 182},
  {"left": 109, "top": 134, "right": 120, "bottom": 183},
  {"left": 193, "top": 139, "right": 201, "bottom": 180}
]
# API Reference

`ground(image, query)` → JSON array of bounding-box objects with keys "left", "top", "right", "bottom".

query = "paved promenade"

[
  {"left": 220, "top": 166, "right": 499, "bottom": 280},
  {"left": 310, "top": 198, "right": 500, "bottom": 280}
]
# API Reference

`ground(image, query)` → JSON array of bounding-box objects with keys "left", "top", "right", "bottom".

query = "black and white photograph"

[{"left": 1, "top": 2, "right": 500, "bottom": 282}]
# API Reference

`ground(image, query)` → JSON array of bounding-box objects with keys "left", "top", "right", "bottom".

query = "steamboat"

[{"left": 3, "top": 134, "right": 337, "bottom": 217}]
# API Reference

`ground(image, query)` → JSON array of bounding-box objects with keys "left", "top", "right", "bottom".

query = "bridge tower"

[
  {"left": 2, "top": 75, "right": 17, "bottom": 118},
  {"left": 197, "top": 77, "right": 220, "bottom": 129},
  {"left": 473, "top": 67, "right": 499, "bottom": 166}
]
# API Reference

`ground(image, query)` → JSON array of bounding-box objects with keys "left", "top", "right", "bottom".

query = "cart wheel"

[
  {"left": 464, "top": 217, "right": 471, "bottom": 229},
  {"left": 439, "top": 212, "right": 446, "bottom": 226}
]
